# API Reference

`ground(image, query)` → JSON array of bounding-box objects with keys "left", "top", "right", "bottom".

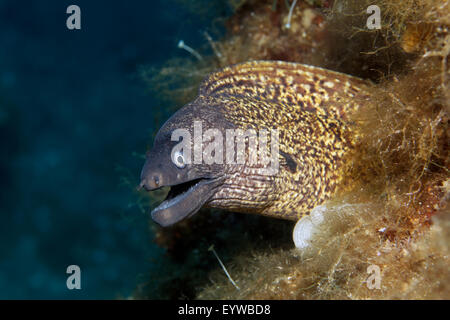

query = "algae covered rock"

[{"left": 136, "top": 0, "right": 449, "bottom": 300}]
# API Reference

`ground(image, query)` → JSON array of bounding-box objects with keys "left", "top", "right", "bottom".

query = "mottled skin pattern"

[
  {"left": 141, "top": 61, "right": 371, "bottom": 224},
  {"left": 197, "top": 61, "right": 370, "bottom": 220}
]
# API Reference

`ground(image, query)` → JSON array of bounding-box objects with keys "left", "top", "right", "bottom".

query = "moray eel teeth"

[{"left": 141, "top": 60, "right": 371, "bottom": 226}]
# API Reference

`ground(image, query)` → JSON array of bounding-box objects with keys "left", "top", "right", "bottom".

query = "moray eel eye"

[{"left": 172, "top": 150, "right": 186, "bottom": 169}]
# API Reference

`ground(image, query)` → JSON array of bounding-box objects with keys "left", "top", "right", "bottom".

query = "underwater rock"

[{"left": 137, "top": 0, "right": 449, "bottom": 300}]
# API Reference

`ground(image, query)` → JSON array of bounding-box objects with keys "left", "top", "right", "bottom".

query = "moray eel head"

[{"left": 140, "top": 102, "right": 227, "bottom": 227}]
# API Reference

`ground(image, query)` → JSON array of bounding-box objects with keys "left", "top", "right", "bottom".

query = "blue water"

[{"left": 0, "top": 0, "right": 229, "bottom": 299}]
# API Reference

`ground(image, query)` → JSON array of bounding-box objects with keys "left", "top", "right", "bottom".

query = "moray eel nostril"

[
  {"left": 141, "top": 60, "right": 372, "bottom": 226},
  {"left": 139, "top": 178, "right": 153, "bottom": 192}
]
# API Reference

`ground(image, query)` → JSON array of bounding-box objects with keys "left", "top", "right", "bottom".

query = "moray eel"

[{"left": 140, "top": 61, "right": 370, "bottom": 226}]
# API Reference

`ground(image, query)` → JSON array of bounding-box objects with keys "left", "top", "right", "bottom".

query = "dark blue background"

[{"left": 0, "top": 0, "right": 228, "bottom": 299}]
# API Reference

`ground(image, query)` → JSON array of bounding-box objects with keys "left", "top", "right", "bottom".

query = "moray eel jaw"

[
  {"left": 140, "top": 149, "right": 224, "bottom": 226},
  {"left": 149, "top": 177, "right": 223, "bottom": 227}
]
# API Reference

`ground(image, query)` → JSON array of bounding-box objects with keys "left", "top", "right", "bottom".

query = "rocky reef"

[{"left": 134, "top": 0, "right": 449, "bottom": 299}]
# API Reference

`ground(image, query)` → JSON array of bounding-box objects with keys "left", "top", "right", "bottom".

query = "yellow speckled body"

[{"left": 198, "top": 61, "right": 371, "bottom": 220}]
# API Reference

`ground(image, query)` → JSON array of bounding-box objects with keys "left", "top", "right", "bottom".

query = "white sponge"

[{"left": 293, "top": 205, "right": 326, "bottom": 249}]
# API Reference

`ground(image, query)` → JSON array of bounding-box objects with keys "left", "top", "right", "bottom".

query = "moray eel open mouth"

[{"left": 150, "top": 177, "right": 221, "bottom": 227}]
